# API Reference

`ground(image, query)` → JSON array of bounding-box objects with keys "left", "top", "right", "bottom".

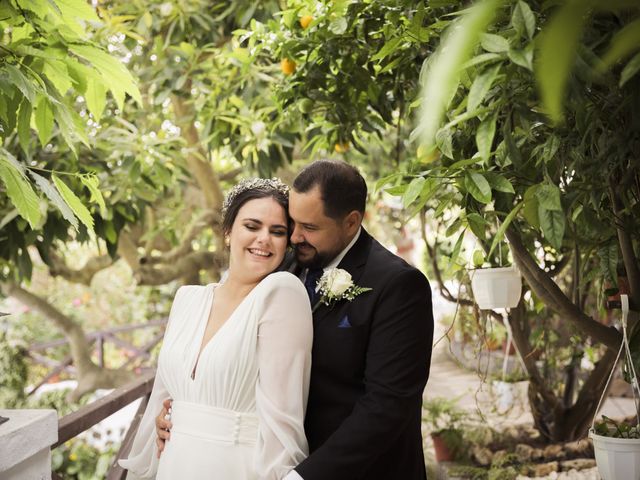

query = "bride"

[{"left": 118, "top": 178, "right": 312, "bottom": 479}]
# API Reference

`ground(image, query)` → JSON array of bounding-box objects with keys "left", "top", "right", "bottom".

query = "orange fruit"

[
  {"left": 334, "top": 142, "right": 350, "bottom": 153},
  {"left": 281, "top": 58, "right": 296, "bottom": 75},
  {"left": 300, "top": 15, "right": 313, "bottom": 29}
]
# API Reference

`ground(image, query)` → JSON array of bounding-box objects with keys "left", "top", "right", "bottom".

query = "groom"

[
  {"left": 156, "top": 160, "right": 434, "bottom": 479},
  {"left": 284, "top": 160, "right": 433, "bottom": 479}
]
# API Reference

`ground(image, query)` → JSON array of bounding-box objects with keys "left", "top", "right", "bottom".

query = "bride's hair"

[{"left": 221, "top": 178, "right": 290, "bottom": 235}]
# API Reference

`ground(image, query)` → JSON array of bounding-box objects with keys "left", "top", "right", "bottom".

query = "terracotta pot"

[
  {"left": 431, "top": 430, "right": 462, "bottom": 462},
  {"left": 432, "top": 433, "right": 453, "bottom": 462}
]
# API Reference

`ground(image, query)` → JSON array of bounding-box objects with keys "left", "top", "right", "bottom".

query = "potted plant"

[
  {"left": 469, "top": 249, "right": 522, "bottom": 311},
  {"left": 490, "top": 370, "right": 529, "bottom": 413},
  {"left": 589, "top": 294, "right": 640, "bottom": 480},
  {"left": 590, "top": 416, "right": 640, "bottom": 480},
  {"left": 423, "top": 397, "right": 470, "bottom": 462}
]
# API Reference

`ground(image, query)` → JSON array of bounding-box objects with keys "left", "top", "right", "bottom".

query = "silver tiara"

[{"left": 221, "top": 177, "right": 290, "bottom": 216}]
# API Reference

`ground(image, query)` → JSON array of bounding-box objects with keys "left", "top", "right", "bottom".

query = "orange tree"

[{"left": 246, "top": 0, "right": 640, "bottom": 441}]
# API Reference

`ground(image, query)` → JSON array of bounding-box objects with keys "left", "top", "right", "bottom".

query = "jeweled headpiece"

[{"left": 221, "top": 177, "right": 290, "bottom": 217}]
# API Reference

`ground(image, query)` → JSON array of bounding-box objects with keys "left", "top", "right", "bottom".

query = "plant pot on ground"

[
  {"left": 423, "top": 396, "right": 471, "bottom": 463},
  {"left": 431, "top": 429, "right": 465, "bottom": 462}
]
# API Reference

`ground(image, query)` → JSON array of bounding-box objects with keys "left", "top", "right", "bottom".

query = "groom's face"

[{"left": 289, "top": 186, "right": 353, "bottom": 269}]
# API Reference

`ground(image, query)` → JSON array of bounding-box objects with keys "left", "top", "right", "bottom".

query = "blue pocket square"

[{"left": 337, "top": 316, "right": 352, "bottom": 328}]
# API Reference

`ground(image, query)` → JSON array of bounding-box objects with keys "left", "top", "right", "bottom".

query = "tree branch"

[
  {"left": 47, "top": 251, "right": 113, "bottom": 285},
  {"left": 610, "top": 181, "right": 640, "bottom": 309},
  {"left": 506, "top": 227, "right": 622, "bottom": 351},
  {"left": 141, "top": 209, "right": 221, "bottom": 266},
  {"left": 135, "top": 251, "right": 226, "bottom": 285},
  {"left": 1, "top": 283, "right": 133, "bottom": 400},
  {"left": 508, "top": 303, "right": 558, "bottom": 407},
  {"left": 171, "top": 90, "right": 224, "bottom": 210}
]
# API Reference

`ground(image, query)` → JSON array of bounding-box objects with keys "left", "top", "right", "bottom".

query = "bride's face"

[{"left": 227, "top": 197, "right": 289, "bottom": 283}]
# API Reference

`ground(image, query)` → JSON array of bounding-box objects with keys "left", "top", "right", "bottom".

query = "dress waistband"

[{"left": 170, "top": 400, "right": 259, "bottom": 445}]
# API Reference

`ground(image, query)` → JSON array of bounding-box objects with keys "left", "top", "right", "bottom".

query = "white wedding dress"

[{"left": 119, "top": 272, "right": 313, "bottom": 480}]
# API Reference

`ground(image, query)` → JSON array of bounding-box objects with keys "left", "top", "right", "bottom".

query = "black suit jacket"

[{"left": 294, "top": 228, "right": 434, "bottom": 480}]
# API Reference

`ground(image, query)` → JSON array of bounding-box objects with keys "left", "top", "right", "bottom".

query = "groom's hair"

[{"left": 293, "top": 160, "right": 367, "bottom": 219}]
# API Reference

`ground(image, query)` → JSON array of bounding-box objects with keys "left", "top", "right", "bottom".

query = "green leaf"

[
  {"left": 476, "top": 112, "right": 498, "bottom": 163},
  {"left": 485, "top": 172, "right": 515, "bottom": 193},
  {"left": 512, "top": 1, "right": 536, "bottom": 39},
  {"left": 600, "top": 18, "right": 640, "bottom": 70},
  {"left": 34, "top": 95, "right": 54, "bottom": 146},
  {"left": 56, "top": 0, "right": 100, "bottom": 22},
  {"left": 620, "top": 52, "right": 640, "bottom": 87},
  {"left": 384, "top": 184, "right": 407, "bottom": 196},
  {"left": 17, "top": 100, "right": 32, "bottom": 154},
  {"left": 503, "top": 117, "right": 522, "bottom": 166},
  {"left": 538, "top": 205, "right": 565, "bottom": 250},
  {"left": 52, "top": 174, "right": 94, "bottom": 232},
  {"left": 372, "top": 37, "right": 403, "bottom": 62},
  {"left": 536, "top": 0, "right": 591, "bottom": 123},
  {"left": 0, "top": 151, "right": 41, "bottom": 229},
  {"left": 374, "top": 173, "right": 401, "bottom": 193},
  {"left": 535, "top": 183, "right": 562, "bottom": 211},
  {"left": 3, "top": 64, "right": 36, "bottom": 104},
  {"left": 467, "top": 64, "right": 501, "bottom": 112},
  {"left": 488, "top": 202, "right": 523, "bottom": 258},
  {"left": 70, "top": 45, "right": 142, "bottom": 108},
  {"left": 480, "top": 33, "right": 510, "bottom": 53},
  {"left": 461, "top": 52, "right": 503, "bottom": 70},
  {"left": 379, "top": 57, "right": 403, "bottom": 74},
  {"left": 447, "top": 231, "right": 466, "bottom": 273},
  {"left": 80, "top": 174, "right": 107, "bottom": 217},
  {"left": 472, "top": 249, "right": 486, "bottom": 267},
  {"left": 403, "top": 177, "right": 426, "bottom": 208},
  {"left": 508, "top": 46, "right": 533, "bottom": 70},
  {"left": 42, "top": 59, "right": 73, "bottom": 96},
  {"left": 597, "top": 243, "right": 618, "bottom": 284},
  {"left": 30, "top": 171, "right": 78, "bottom": 230},
  {"left": 417, "top": 0, "right": 505, "bottom": 148},
  {"left": 446, "top": 219, "right": 464, "bottom": 237},
  {"left": 329, "top": 17, "right": 348, "bottom": 35},
  {"left": 435, "top": 128, "right": 454, "bottom": 159},
  {"left": 449, "top": 157, "right": 483, "bottom": 169},
  {"left": 84, "top": 77, "right": 107, "bottom": 121},
  {"left": 464, "top": 171, "right": 492, "bottom": 203},
  {"left": 523, "top": 185, "right": 540, "bottom": 228},
  {"left": 466, "top": 212, "right": 487, "bottom": 240},
  {"left": 541, "top": 135, "right": 561, "bottom": 163}
]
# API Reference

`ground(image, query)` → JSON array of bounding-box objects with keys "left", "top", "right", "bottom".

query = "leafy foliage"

[{"left": 594, "top": 415, "right": 640, "bottom": 439}]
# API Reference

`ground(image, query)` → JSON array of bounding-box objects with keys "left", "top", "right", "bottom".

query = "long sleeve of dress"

[
  {"left": 118, "top": 287, "right": 188, "bottom": 479},
  {"left": 253, "top": 272, "right": 313, "bottom": 480}
]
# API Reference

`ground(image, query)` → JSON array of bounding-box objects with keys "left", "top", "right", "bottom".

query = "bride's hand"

[{"left": 155, "top": 398, "right": 173, "bottom": 458}]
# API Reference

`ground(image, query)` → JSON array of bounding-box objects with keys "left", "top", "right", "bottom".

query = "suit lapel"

[{"left": 313, "top": 228, "right": 372, "bottom": 322}]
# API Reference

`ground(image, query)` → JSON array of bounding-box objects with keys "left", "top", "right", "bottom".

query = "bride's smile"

[{"left": 227, "top": 196, "right": 289, "bottom": 284}]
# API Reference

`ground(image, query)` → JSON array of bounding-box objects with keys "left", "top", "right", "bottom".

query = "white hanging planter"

[
  {"left": 590, "top": 294, "right": 640, "bottom": 480},
  {"left": 470, "top": 266, "right": 522, "bottom": 310},
  {"left": 589, "top": 432, "right": 640, "bottom": 480}
]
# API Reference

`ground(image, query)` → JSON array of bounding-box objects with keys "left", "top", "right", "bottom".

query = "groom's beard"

[{"left": 293, "top": 242, "right": 333, "bottom": 269}]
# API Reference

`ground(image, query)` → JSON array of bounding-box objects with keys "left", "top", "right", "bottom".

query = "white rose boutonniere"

[{"left": 313, "top": 268, "right": 372, "bottom": 312}]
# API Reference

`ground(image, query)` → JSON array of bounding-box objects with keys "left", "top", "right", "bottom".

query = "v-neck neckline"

[{"left": 189, "top": 283, "right": 255, "bottom": 381}]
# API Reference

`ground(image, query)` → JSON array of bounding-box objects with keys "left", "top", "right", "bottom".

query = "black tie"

[{"left": 304, "top": 268, "right": 323, "bottom": 304}]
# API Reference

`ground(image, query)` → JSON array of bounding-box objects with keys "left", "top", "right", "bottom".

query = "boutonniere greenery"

[{"left": 313, "top": 268, "right": 372, "bottom": 312}]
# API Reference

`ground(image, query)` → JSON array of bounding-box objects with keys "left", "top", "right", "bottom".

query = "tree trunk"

[{"left": 2, "top": 283, "right": 134, "bottom": 401}]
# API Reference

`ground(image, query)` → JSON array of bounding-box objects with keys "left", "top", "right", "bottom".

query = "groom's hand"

[{"left": 155, "top": 398, "right": 173, "bottom": 458}]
